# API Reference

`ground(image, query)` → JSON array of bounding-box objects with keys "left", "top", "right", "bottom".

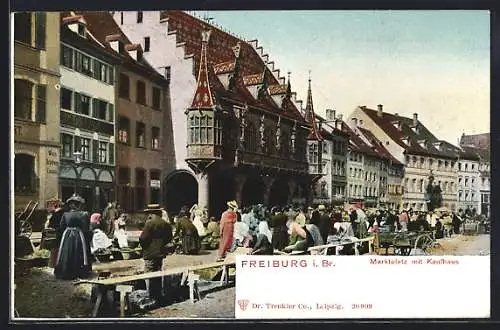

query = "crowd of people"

[{"left": 43, "top": 192, "right": 486, "bottom": 282}]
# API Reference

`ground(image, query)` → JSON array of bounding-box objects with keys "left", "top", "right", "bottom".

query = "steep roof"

[
  {"left": 460, "top": 133, "right": 490, "bottom": 149},
  {"left": 304, "top": 77, "right": 322, "bottom": 141},
  {"left": 342, "top": 123, "right": 379, "bottom": 158},
  {"left": 70, "top": 11, "right": 168, "bottom": 86},
  {"left": 358, "top": 127, "right": 403, "bottom": 165},
  {"left": 360, "top": 107, "right": 459, "bottom": 159},
  {"left": 160, "top": 10, "right": 307, "bottom": 123}
]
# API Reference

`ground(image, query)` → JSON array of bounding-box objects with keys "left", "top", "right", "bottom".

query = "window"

[
  {"left": 118, "top": 167, "right": 130, "bottom": 185},
  {"left": 61, "top": 134, "right": 73, "bottom": 158},
  {"left": 98, "top": 141, "right": 108, "bottom": 163},
  {"left": 428, "top": 158, "right": 433, "bottom": 169},
  {"left": 136, "top": 80, "right": 146, "bottom": 105},
  {"left": 80, "top": 138, "right": 91, "bottom": 161},
  {"left": 472, "top": 164, "right": 475, "bottom": 171},
  {"left": 119, "top": 73, "right": 130, "bottom": 98},
  {"left": 151, "top": 127, "right": 160, "bottom": 150},
  {"left": 92, "top": 99, "right": 108, "bottom": 120},
  {"left": 136, "top": 122, "right": 146, "bottom": 147},
  {"left": 152, "top": 87, "right": 161, "bottom": 109},
  {"left": 118, "top": 116, "right": 130, "bottom": 144},
  {"left": 34, "top": 84, "right": 46, "bottom": 122},
  {"left": 281, "top": 132, "right": 290, "bottom": 156},
  {"left": 150, "top": 170, "right": 161, "bottom": 204},
  {"left": 14, "top": 154, "right": 35, "bottom": 192},
  {"left": 61, "top": 88, "right": 72, "bottom": 110},
  {"left": 74, "top": 93, "right": 91, "bottom": 115},
  {"left": 14, "top": 79, "right": 33, "bottom": 120},
  {"left": 135, "top": 168, "right": 146, "bottom": 211},
  {"left": 137, "top": 11, "right": 143, "bottom": 23},
  {"left": 245, "top": 123, "right": 257, "bottom": 152},
  {"left": 93, "top": 60, "right": 108, "bottom": 82},
  {"left": 144, "top": 37, "right": 150, "bottom": 52},
  {"left": 80, "top": 54, "right": 93, "bottom": 77},
  {"left": 34, "top": 12, "right": 46, "bottom": 48},
  {"left": 61, "top": 44, "right": 74, "bottom": 68},
  {"left": 14, "top": 13, "right": 32, "bottom": 44}
]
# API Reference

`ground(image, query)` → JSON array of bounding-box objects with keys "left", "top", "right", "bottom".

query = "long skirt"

[
  {"left": 218, "top": 228, "right": 233, "bottom": 258},
  {"left": 182, "top": 234, "right": 200, "bottom": 255},
  {"left": 54, "top": 227, "right": 91, "bottom": 280}
]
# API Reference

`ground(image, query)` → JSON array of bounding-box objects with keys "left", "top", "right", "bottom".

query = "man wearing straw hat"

[
  {"left": 139, "top": 204, "right": 173, "bottom": 300},
  {"left": 217, "top": 200, "right": 238, "bottom": 261}
]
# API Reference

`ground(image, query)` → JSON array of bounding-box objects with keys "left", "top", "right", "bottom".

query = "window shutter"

[
  {"left": 109, "top": 143, "right": 115, "bottom": 165},
  {"left": 93, "top": 140, "right": 99, "bottom": 162},
  {"left": 93, "top": 60, "right": 100, "bottom": 79},
  {"left": 92, "top": 98, "right": 99, "bottom": 118},
  {"left": 108, "top": 66, "right": 114, "bottom": 85},
  {"left": 35, "top": 12, "right": 46, "bottom": 49},
  {"left": 35, "top": 84, "right": 46, "bottom": 122},
  {"left": 74, "top": 92, "right": 81, "bottom": 113},
  {"left": 74, "top": 136, "right": 81, "bottom": 152},
  {"left": 108, "top": 103, "right": 114, "bottom": 122}
]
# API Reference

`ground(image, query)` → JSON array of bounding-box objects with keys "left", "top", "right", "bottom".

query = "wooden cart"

[
  {"left": 375, "top": 230, "right": 435, "bottom": 256},
  {"left": 15, "top": 200, "right": 38, "bottom": 238}
]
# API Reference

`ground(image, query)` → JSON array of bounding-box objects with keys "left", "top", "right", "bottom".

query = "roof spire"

[
  {"left": 304, "top": 71, "right": 322, "bottom": 141},
  {"left": 286, "top": 71, "right": 292, "bottom": 97},
  {"left": 190, "top": 29, "right": 215, "bottom": 109}
]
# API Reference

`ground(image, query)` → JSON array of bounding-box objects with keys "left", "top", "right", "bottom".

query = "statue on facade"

[
  {"left": 290, "top": 121, "right": 297, "bottom": 155},
  {"left": 259, "top": 115, "right": 266, "bottom": 149},
  {"left": 425, "top": 174, "right": 443, "bottom": 212},
  {"left": 275, "top": 117, "right": 281, "bottom": 152}
]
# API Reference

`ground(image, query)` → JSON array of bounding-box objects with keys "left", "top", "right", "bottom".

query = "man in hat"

[
  {"left": 174, "top": 206, "right": 201, "bottom": 255},
  {"left": 217, "top": 200, "right": 238, "bottom": 261},
  {"left": 54, "top": 194, "right": 92, "bottom": 280},
  {"left": 139, "top": 204, "right": 173, "bottom": 300},
  {"left": 316, "top": 204, "right": 331, "bottom": 243}
]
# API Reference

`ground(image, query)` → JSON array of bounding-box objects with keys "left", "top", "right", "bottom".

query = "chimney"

[
  {"left": 413, "top": 113, "right": 418, "bottom": 126},
  {"left": 377, "top": 104, "right": 383, "bottom": 117},
  {"left": 359, "top": 119, "right": 363, "bottom": 126},
  {"left": 351, "top": 117, "right": 358, "bottom": 126},
  {"left": 337, "top": 113, "right": 343, "bottom": 121}
]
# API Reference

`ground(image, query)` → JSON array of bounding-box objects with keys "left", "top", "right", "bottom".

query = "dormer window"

[
  {"left": 77, "top": 23, "right": 86, "bottom": 37},
  {"left": 402, "top": 136, "right": 410, "bottom": 145},
  {"left": 391, "top": 120, "right": 402, "bottom": 130},
  {"left": 411, "top": 125, "right": 420, "bottom": 134},
  {"left": 418, "top": 139, "right": 427, "bottom": 149}
]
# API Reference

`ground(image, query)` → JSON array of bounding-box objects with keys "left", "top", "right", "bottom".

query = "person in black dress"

[{"left": 54, "top": 194, "right": 92, "bottom": 280}]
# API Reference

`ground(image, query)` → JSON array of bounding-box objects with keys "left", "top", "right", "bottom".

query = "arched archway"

[
  {"left": 210, "top": 171, "right": 235, "bottom": 218},
  {"left": 268, "top": 177, "right": 290, "bottom": 207},
  {"left": 164, "top": 170, "right": 198, "bottom": 215},
  {"left": 241, "top": 175, "right": 265, "bottom": 207}
]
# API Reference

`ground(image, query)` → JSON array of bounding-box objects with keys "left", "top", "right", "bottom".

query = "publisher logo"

[{"left": 238, "top": 299, "right": 250, "bottom": 311}]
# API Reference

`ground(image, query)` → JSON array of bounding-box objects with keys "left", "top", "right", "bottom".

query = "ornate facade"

[{"left": 113, "top": 11, "right": 311, "bottom": 216}]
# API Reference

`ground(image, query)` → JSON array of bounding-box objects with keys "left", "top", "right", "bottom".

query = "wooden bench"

[
  {"left": 74, "top": 260, "right": 235, "bottom": 317},
  {"left": 307, "top": 236, "right": 375, "bottom": 255}
]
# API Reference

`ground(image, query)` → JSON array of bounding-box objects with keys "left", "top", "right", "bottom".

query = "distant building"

[
  {"left": 314, "top": 109, "right": 348, "bottom": 206},
  {"left": 59, "top": 14, "right": 119, "bottom": 211},
  {"left": 13, "top": 12, "right": 61, "bottom": 210},
  {"left": 460, "top": 133, "right": 490, "bottom": 216},
  {"left": 80, "top": 12, "right": 175, "bottom": 213},
  {"left": 350, "top": 105, "right": 459, "bottom": 212}
]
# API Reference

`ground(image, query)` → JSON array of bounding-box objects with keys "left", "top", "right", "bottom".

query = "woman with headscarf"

[
  {"left": 174, "top": 207, "right": 200, "bottom": 255},
  {"left": 217, "top": 200, "right": 238, "bottom": 261},
  {"left": 54, "top": 194, "right": 92, "bottom": 280},
  {"left": 190, "top": 204, "right": 207, "bottom": 238}
]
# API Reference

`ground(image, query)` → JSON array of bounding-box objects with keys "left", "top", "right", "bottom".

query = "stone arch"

[
  {"left": 79, "top": 167, "right": 97, "bottom": 181},
  {"left": 60, "top": 165, "right": 78, "bottom": 179},
  {"left": 98, "top": 169, "right": 114, "bottom": 182},
  {"left": 164, "top": 169, "right": 198, "bottom": 215}
]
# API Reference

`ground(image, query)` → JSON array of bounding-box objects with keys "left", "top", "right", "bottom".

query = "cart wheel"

[
  {"left": 415, "top": 234, "right": 434, "bottom": 254},
  {"left": 20, "top": 222, "right": 32, "bottom": 238}
]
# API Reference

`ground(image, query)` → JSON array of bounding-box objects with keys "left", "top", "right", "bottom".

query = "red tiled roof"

[
  {"left": 342, "top": 124, "right": 377, "bottom": 156},
  {"left": 304, "top": 78, "right": 322, "bottom": 141},
  {"left": 360, "top": 107, "right": 458, "bottom": 159},
  {"left": 160, "top": 11, "right": 306, "bottom": 123},
  {"left": 191, "top": 30, "right": 215, "bottom": 109},
  {"left": 460, "top": 133, "right": 490, "bottom": 149},
  {"left": 213, "top": 61, "right": 235, "bottom": 74},
  {"left": 358, "top": 127, "right": 403, "bottom": 165},
  {"left": 269, "top": 84, "right": 288, "bottom": 95}
]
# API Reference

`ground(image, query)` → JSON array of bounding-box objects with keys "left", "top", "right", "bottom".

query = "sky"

[{"left": 192, "top": 10, "right": 490, "bottom": 145}]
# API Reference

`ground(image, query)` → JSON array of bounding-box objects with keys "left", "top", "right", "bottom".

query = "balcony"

[{"left": 14, "top": 118, "right": 41, "bottom": 142}]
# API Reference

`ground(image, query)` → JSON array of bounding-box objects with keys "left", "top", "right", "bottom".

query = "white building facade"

[{"left": 456, "top": 156, "right": 481, "bottom": 214}]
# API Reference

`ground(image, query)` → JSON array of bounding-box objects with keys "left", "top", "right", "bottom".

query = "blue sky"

[{"left": 192, "top": 10, "right": 490, "bottom": 144}]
